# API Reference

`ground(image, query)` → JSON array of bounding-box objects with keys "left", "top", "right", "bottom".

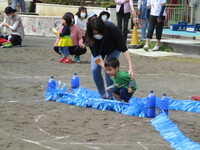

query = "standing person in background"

[
  {"left": 114, "top": 0, "right": 135, "bottom": 42},
  {"left": 0, "top": 7, "right": 24, "bottom": 46},
  {"left": 74, "top": 6, "right": 87, "bottom": 62},
  {"left": 143, "top": 0, "right": 166, "bottom": 51},
  {"left": 138, "top": 0, "right": 148, "bottom": 40},
  {"left": 12, "top": 0, "right": 26, "bottom": 12}
]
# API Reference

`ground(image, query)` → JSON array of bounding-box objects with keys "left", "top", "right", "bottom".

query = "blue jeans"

[
  {"left": 91, "top": 50, "right": 121, "bottom": 96},
  {"left": 141, "top": 19, "right": 149, "bottom": 40},
  {"left": 12, "top": 0, "right": 26, "bottom": 12},
  {"left": 59, "top": 47, "right": 70, "bottom": 57},
  {"left": 111, "top": 87, "right": 132, "bottom": 102}
]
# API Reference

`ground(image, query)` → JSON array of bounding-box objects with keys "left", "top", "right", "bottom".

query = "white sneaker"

[
  {"left": 152, "top": 46, "right": 160, "bottom": 51},
  {"left": 143, "top": 45, "right": 149, "bottom": 51}
]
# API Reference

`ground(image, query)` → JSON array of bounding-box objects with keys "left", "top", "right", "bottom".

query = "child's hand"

[{"left": 128, "top": 87, "right": 132, "bottom": 93}]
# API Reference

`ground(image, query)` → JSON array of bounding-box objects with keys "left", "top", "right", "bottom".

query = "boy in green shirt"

[{"left": 104, "top": 57, "right": 137, "bottom": 103}]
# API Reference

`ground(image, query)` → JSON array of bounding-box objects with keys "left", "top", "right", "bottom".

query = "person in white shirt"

[
  {"left": 75, "top": 6, "right": 87, "bottom": 40},
  {"left": 143, "top": 0, "right": 166, "bottom": 51},
  {"left": 74, "top": 6, "right": 88, "bottom": 62}
]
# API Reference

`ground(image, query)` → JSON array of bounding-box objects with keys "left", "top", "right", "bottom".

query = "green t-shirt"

[{"left": 111, "top": 70, "right": 137, "bottom": 92}]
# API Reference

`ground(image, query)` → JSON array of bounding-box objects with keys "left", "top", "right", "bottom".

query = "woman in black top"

[{"left": 85, "top": 17, "right": 134, "bottom": 99}]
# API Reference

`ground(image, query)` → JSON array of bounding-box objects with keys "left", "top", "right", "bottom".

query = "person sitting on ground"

[
  {"left": 0, "top": 7, "right": 24, "bottom": 46},
  {"left": 54, "top": 12, "right": 86, "bottom": 63},
  {"left": 99, "top": 10, "right": 110, "bottom": 22},
  {"left": 105, "top": 57, "right": 137, "bottom": 103}
]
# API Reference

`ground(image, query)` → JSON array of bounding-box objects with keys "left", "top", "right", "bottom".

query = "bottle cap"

[
  {"left": 150, "top": 90, "right": 154, "bottom": 93},
  {"left": 163, "top": 93, "right": 166, "bottom": 96},
  {"left": 74, "top": 73, "right": 77, "bottom": 75},
  {"left": 50, "top": 76, "right": 54, "bottom": 78}
]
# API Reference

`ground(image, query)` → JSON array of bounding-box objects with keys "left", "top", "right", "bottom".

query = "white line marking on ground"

[
  {"left": 1, "top": 73, "right": 200, "bottom": 79},
  {"left": 137, "top": 142, "right": 149, "bottom": 149},
  {"left": 87, "top": 146, "right": 101, "bottom": 149},
  {"left": 8, "top": 101, "right": 17, "bottom": 103},
  {"left": 22, "top": 139, "right": 58, "bottom": 150},
  {"left": 0, "top": 130, "right": 57, "bottom": 150}
]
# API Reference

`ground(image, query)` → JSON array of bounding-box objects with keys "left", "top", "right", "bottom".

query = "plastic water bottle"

[
  {"left": 71, "top": 73, "right": 80, "bottom": 90},
  {"left": 146, "top": 90, "right": 156, "bottom": 118},
  {"left": 159, "top": 94, "right": 169, "bottom": 116},
  {"left": 47, "top": 76, "right": 56, "bottom": 89}
]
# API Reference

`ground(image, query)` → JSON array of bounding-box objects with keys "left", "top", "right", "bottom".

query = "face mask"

[
  {"left": 93, "top": 34, "right": 103, "bottom": 40},
  {"left": 101, "top": 15, "right": 107, "bottom": 21},
  {"left": 80, "top": 13, "right": 86, "bottom": 18}
]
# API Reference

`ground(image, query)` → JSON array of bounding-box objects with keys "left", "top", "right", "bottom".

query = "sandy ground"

[{"left": 0, "top": 36, "right": 200, "bottom": 150}]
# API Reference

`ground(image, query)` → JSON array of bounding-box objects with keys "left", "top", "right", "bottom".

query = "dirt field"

[{"left": 0, "top": 36, "right": 200, "bottom": 150}]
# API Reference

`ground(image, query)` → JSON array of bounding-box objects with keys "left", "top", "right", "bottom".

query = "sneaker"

[
  {"left": 64, "top": 58, "right": 72, "bottom": 63},
  {"left": 74, "top": 55, "right": 81, "bottom": 63},
  {"left": 152, "top": 46, "right": 159, "bottom": 51},
  {"left": 143, "top": 45, "right": 149, "bottom": 51},
  {"left": 59, "top": 57, "right": 66, "bottom": 63}
]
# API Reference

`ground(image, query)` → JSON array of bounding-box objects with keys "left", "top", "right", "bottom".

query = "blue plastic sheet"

[
  {"left": 44, "top": 84, "right": 200, "bottom": 149},
  {"left": 151, "top": 113, "right": 200, "bottom": 150},
  {"left": 56, "top": 87, "right": 146, "bottom": 117}
]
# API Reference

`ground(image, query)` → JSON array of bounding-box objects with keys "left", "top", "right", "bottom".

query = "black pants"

[
  {"left": 5, "top": 35, "right": 22, "bottom": 46},
  {"left": 54, "top": 45, "right": 87, "bottom": 56},
  {"left": 147, "top": 15, "right": 165, "bottom": 40},
  {"left": 116, "top": 12, "right": 130, "bottom": 42}
]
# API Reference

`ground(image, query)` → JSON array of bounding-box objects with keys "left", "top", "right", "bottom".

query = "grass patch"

[
  {"left": 159, "top": 56, "right": 200, "bottom": 63},
  {"left": 140, "top": 41, "right": 173, "bottom": 52}
]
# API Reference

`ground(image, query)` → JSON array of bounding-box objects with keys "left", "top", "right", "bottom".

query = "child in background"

[
  {"left": 138, "top": 0, "right": 148, "bottom": 40},
  {"left": 105, "top": 57, "right": 137, "bottom": 103},
  {"left": 55, "top": 14, "right": 73, "bottom": 63}
]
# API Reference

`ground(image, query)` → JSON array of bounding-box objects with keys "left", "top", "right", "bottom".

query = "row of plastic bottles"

[
  {"left": 47, "top": 73, "right": 80, "bottom": 90},
  {"left": 146, "top": 91, "right": 169, "bottom": 118}
]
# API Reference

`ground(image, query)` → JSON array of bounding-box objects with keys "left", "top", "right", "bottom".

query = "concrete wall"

[{"left": 20, "top": 15, "right": 61, "bottom": 37}]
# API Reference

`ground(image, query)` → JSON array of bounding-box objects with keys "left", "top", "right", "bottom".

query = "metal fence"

[
  {"left": 133, "top": 3, "right": 191, "bottom": 27},
  {"left": 165, "top": 4, "right": 191, "bottom": 27}
]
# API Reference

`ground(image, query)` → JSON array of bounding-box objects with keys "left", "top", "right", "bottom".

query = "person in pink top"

[
  {"left": 54, "top": 12, "right": 86, "bottom": 63},
  {"left": 115, "top": 0, "right": 135, "bottom": 42}
]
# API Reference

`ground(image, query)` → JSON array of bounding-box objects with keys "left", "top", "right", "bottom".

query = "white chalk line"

[
  {"left": 137, "top": 142, "right": 149, "bottom": 149},
  {"left": 0, "top": 100, "right": 43, "bottom": 103},
  {"left": 62, "top": 142, "right": 171, "bottom": 147},
  {"left": 1, "top": 72, "right": 200, "bottom": 79},
  {"left": 34, "top": 107, "right": 72, "bottom": 143},
  {"left": 0, "top": 130, "right": 58, "bottom": 150}
]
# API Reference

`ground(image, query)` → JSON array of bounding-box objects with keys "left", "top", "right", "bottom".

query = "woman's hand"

[
  {"left": 79, "top": 43, "right": 85, "bottom": 48},
  {"left": 2, "top": 23, "right": 9, "bottom": 27},
  {"left": 128, "top": 68, "right": 135, "bottom": 80}
]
